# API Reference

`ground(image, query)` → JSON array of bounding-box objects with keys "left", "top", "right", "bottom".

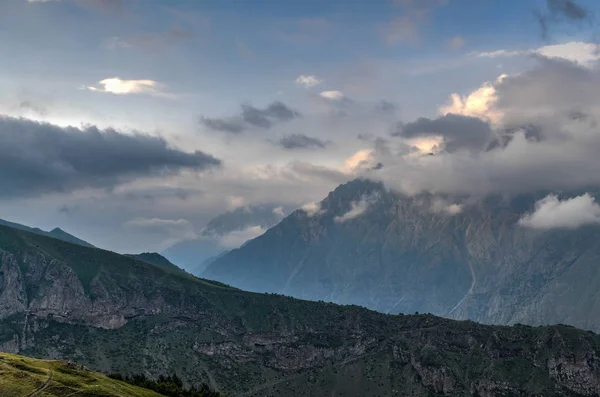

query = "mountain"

[
  {"left": 162, "top": 205, "right": 286, "bottom": 274},
  {"left": 0, "top": 218, "right": 94, "bottom": 248},
  {"left": 204, "top": 179, "right": 600, "bottom": 333},
  {"left": 2, "top": 223, "right": 600, "bottom": 396},
  {"left": 125, "top": 252, "right": 182, "bottom": 271},
  {"left": 0, "top": 351, "right": 163, "bottom": 396}
]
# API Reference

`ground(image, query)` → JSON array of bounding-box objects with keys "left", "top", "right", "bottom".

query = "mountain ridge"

[
  {"left": 2, "top": 221, "right": 600, "bottom": 395},
  {"left": 0, "top": 218, "right": 94, "bottom": 248},
  {"left": 204, "top": 178, "right": 600, "bottom": 332}
]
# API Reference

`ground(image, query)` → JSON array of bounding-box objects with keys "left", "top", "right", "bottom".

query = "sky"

[{"left": 1, "top": 0, "right": 600, "bottom": 253}]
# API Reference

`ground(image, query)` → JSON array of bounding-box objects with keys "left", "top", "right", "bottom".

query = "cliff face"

[
  {"left": 204, "top": 179, "right": 600, "bottom": 332},
  {"left": 2, "top": 223, "right": 600, "bottom": 396}
]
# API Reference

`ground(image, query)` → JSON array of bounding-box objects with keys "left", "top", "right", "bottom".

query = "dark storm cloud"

[
  {"left": 393, "top": 113, "right": 494, "bottom": 152},
  {"left": 200, "top": 117, "right": 245, "bottom": 133},
  {"left": 201, "top": 101, "right": 301, "bottom": 133},
  {"left": 0, "top": 116, "right": 221, "bottom": 199},
  {"left": 277, "top": 134, "right": 329, "bottom": 150}
]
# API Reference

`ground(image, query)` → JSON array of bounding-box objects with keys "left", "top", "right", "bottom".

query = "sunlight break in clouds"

[
  {"left": 519, "top": 194, "right": 600, "bottom": 230},
  {"left": 87, "top": 77, "right": 170, "bottom": 97},
  {"left": 439, "top": 74, "right": 507, "bottom": 124},
  {"left": 295, "top": 75, "right": 322, "bottom": 88},
  {"left": 343, "top": 149, "right": 374, "bottom": 172}
]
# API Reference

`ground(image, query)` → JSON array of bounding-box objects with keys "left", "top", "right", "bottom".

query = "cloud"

[
  {"left": 227, "top": 196, "right": 246, "bottom": 211},
  {"left": 217, "top": 225, "right": 266, "bottom": 249},
  {"left": 19, "top": 101, "right": 47, "bottom": 116},
  {"left": 272, "top": 206, "right": 285, "bottom": 217},
  {"left": 343, "top": 149, "right": 375, "bottom": 172},
  {"left": 301, "top": 202, "right": 324, "bottom": 217},
  {"left": 319, "top": 90, "right": 346, "bottom": 101},
  {"left": 536, "top": 0, "right": 593, "bottom": 40},
  {"left": 87, "top": 77, "right": 173, "bottom": 97},
  {"left": 519, "top": 194, "right": 600, "bottom": 229},
  {"left": 277, "top": 134, "right": 329, "bottom": 150},
  {"left": 0, "top": 115, "right": 221, "bottom": 199},
  {"left": 393, "top": 113, "right": 495, "bottom": 153},
  {"left": 361, "top": 55, "right": 600, "bottom": 197},
  {"left": 104, "top": 28, "right": 193, "bottom": 53},
  {"left": 439, "top": 74, "right": 507, "bottom": 124},
  {"left": 430, "top": 198, "right": 463, "bottom": 215},
  {"left": 334, "top": 194, "right": 379, "bottom": 223},
  {"left": 476, "top": 42, "right": 600, "bottom": 68},
  {"left": 201, "top": 101, "right": 301, "bottom": 133},
  {"left": 448, "top": 36, "right": 466, "bottom": 50},
  {"left": 124, "top": 217, "right": 197, "bottom": 250},
  {"left": 295, "top": 75, "right": 322, "bottom": 88},
  {"left": 373, "top": 100, "right": 398, "bottom": 114}
]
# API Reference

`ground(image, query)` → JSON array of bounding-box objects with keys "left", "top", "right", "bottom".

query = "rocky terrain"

[
  {"left": 2, "top": 223, "right": 600, "bottom": 396},
  {"left": 204, "top": 179, "right": 600, "bottom": 333}
]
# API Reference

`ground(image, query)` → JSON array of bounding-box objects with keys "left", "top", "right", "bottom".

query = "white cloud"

[
  {"left": 272, "top": 206, "right": 285, "bottom": 217},
  {"left": 301, "top": 201, "right": 324, "bottom": 217},
  {"left": 124, "top": 218, "right": 198, "bottom": 250},
  {"left": 439, "top": 74, "right": 507, "bottom": 124},
  {"left": 335, "top": 194, "right": 378, "bottom": 223},
  {"left": 226, "top": 196, "right": 245, "bottom": 211},
  {"left": 319, "top": 90, "right": 345, "bottom": 100},
  {"left": 342, "top": 149, "right": 375, "bottom": 172},
  {"left": 476, "top": 42, "right": 600, "bottom": 68},
  {"left": 431, "top": 198, "right": 463, "bottom": 215},
  {"left": 295, "top": 75, "right": 322, "bottom": 88},
  {"left": 218, "top": 225, "right": 266, "bottom": 249},
  {"left": 87, "top": 77, "right": 172, "bottom": 97},
  {"left": 519, "top": 194, "right": 600, "bottom": 230}
]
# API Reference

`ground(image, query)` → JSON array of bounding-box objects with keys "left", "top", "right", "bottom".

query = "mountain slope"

[
  {"left": 0, "top": 351, "right": 163, "bottom": 396},
  {"left": 2, "top": 223, "right": 600, "bottom": 396},
  {"left": 0, "top": 218, "right": 94, "bottom": 248},
  {"left": 204, "top": 179, "right": 600, "bottom": 332},
  {"left": 162, "top": 205, "right": 285, "bottom": 274},
  {"left": 125, "top": 252, "right": 182, "bottom": 271}
]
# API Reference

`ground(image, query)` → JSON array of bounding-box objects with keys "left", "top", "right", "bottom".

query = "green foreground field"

[{"left": 0, "top": 352, "right": 163, "bottom": 397}]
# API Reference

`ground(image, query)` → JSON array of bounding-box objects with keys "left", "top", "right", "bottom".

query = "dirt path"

[{"left": 27, "top": 369, "right": 53, "bottom": 397}]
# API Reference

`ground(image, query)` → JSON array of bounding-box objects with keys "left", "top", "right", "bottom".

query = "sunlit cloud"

[
  {"left": 439, "top": 74, "right": 507, "bottom": 124},
  {"left": 87, "top": 77, "right": 174, "bottom": 98},
  {"left": 319, "top": 90, "right": 345, "bottom": 100},
  {"left": 475, "top": 42, "right": 600, "bottom": 68}
]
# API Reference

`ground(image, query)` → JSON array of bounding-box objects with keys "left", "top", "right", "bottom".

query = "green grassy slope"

[{"left": 0, "top": 352, "right": 163, "bottom": 397}]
